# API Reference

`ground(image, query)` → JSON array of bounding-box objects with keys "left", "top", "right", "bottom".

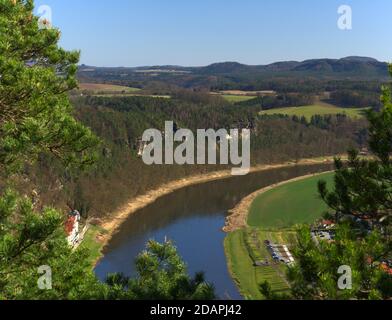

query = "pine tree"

[
  {"left": 0, "top": 1, "right": 215, "bottom": 300},
  {"left": 0, "top": 0, "right": 103, "bottom": 299},
  {"left": 105, "top": 241, "right": 216, "bottom": 300},
  {"left": 0, "top": 0, "right": 99, "bottom": 172},
  {"left": 287, "top": 66, "right": 392, "bottom": 300}
]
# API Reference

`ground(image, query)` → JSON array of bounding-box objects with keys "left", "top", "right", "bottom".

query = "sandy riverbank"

[
  {"left": 94, "top": 156, "right": 338, "bottom": 253},
  {"left": 223, "top": 170, "right": 334, "bottom": 233}
]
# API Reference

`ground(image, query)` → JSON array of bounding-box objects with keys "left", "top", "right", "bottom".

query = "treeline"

[
  {"left": 78, "top": 95, "right": 258, "bottom": 132},
  {"left": 236, "top": 93, "right": 315, "bottom": 110},
  {"left": 252, "top": 114, "right": 366, "bottom": 162},
  {"left": 330, "top": 90, "right": 382, "bottom": 109}
]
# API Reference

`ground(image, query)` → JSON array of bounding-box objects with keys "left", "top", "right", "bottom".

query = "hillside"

[
  {"left": 78, "top": 57, "right": 389, "bottom": 97},
  {"left": 6, "top": 94, "right": 367, "bottom": 221},
  {"left": 78, "top": 56, "right": 389, "bottom": 85}
]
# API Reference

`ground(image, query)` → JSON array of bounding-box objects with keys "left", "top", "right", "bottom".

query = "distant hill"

[
  {"left": 262, "top": 61, "right": 301, "bottom": 72},
  {"left": 78, "top": 56, "right": 389, "bottom": 91},
  {"left": 291, "top": 57, "right": 387, "bottom": 76},
  {"left": 196, "top": 57, "right": 388, "bottom": 77},
  {"left": 80, "top": 56, "right": 388, "bottom": 75},
  {"left": 197, "top": 62, "right": 256, "bottom": 74},
  {"left": 340, "top": 56, "right": 379, "bottom": 63}
]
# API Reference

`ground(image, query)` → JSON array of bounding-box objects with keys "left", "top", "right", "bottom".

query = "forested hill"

[
  {"left": 78, "top": 56, "right": 389, "bottom": 90},
  {"left": 5, "top": 54, "right": 380, "bottom": 221},
  {"left": 6, "top": 94, "right": 367, "bottom": 221},
  {"left": 197, "top": 57, "right": 387, "bottom": 76}
]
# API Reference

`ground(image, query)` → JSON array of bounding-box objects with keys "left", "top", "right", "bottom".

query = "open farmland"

[
  {"left": 225, "top": 172, "right": 334, "bottom": 299},
  {"left": 78, "top": 83, "right": 141, "bottom": 93},
  {"left": 219, "top": 90, "right": 276, "bottom": 96},
  {"left": 225, "top": 229, "right": 295, "bottom": 299},
  {"left": 221, "top": 95, "right": 257, "bottom": 103},
  {"left": 260, "top": 104, "right": 368, "bottom": 120},
  {"left": 211, "top": 90, "right": 276, "bottom": 103},
  {"left": 77, "top": 83, "right": 171, "bottom": 98},
  {"left": 248, "top": 172, "right": 334, "bottom": 228}
]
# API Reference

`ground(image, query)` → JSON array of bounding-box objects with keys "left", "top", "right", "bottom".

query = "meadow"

[
  {"left": 78, "top": 225, "right": 108, "bottom": 268},
  {"left": 220, "top": 90, "right": 276, "bottom": 96},
  {"left": 248, "top": 172, "right": 334, "bottom": 228},
  {"left": 225, "top": 172, "right": 335, "bottom": 299},
  {"left": 77, "top": 83, "right": 171, "bottom": 98},
  {"left": 221, "top": 94, "right": 256, "bottom": 103},
  {"left": 260, "top": 104, "right": 367, "bottom": 120},
  {"left": 225, "top": 229, "right": 294, "bottom": 299},
  {"left": 211, "top": 90, "right": 276, "bottom": 103},
  {"left": 79, "top": 83, "right": 141, "bottom": 93}
]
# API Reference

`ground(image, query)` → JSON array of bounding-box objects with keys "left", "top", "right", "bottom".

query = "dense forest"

[
  {"left": 235, "top": 93, "right": 315, "bottom": 109},
  {"left": 6, "top": 92, "right": 366, "bottom": 221}
]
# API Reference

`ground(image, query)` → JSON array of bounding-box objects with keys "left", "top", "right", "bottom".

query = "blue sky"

[{"left": 34, "top": 0, "right": 392, "bottom": 67}]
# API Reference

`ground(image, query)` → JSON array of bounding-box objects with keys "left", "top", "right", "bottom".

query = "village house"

[
  {"left": 359, "top": 147, "right": 369, "bottom": 156},
  {"left": 380, "top": 261, "right": 392, "bottom": 275},
  {"left": 321, "top": 220, "right": 336, "bottom": 229},
  {"left": 311, "top": 219, "right": 337, "bottom": 244},
  {"left": 65, "top": 210, "right": 81, "bottom": 247}
]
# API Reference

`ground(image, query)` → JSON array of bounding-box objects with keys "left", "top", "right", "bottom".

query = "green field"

[
  {"left": 225, "top": 229, "right": 296, "bottom": 299},
  {"left": 79, "top": 83, "right": 141, "bottom": 93},
  {"left": 222, "top": 95, "right": 256, "bottom": 103},
  {"left": 78, "top": 83, "right": 171, "bottom": 99},
  {"left": 248, "top": 172, "right": 334, "bottom": 228},
  {"left": 79, "top": 225, "right": 107, "bottom": 268},
  {"left": 225, "top": 230, "right": 263, "bottom": 299},
  {"left": 225, "top": 172, "right": 334, "bottom": 299},
  {"left": 93, "top": 94, "right": 171, "bottom": 99},
  {"left": 260, "top": 104, "right": 367, "bottom": 120}
]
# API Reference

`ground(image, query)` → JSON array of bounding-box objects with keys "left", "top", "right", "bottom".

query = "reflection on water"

[{"left": 95, "top": 164, "right": 333, "bottom": 299}]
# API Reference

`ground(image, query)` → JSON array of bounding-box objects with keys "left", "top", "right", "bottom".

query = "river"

[{"left": 95, "top": 163, "right": 333, "bottom": 299}]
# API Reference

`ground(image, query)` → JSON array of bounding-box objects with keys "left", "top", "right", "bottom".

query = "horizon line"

[{"left": 78, "top": 55, "right": 387, "bottom": 69}]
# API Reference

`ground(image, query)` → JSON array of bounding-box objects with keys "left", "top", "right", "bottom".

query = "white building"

[{"left": 65, "top": 210, "right": 81, "bottom": 247}]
